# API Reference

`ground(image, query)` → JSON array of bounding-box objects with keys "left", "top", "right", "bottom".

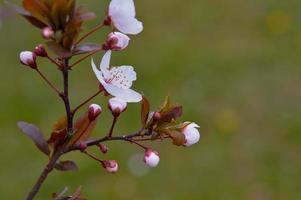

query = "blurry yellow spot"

[
  {"left": 266, "top": 10, "right": 292, "bottom": 34},
  {"left": 215, "top": 109, "right": 240, "bottom": 134}
]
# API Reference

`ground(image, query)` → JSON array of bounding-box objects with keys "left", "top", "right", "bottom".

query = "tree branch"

[{"left": 25, "top": 151, "right": 62, "bottom": 200}]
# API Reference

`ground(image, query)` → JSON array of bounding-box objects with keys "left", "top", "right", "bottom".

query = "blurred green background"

[{"left": 1, "top": 0, "right": 301, "bottom": 199}]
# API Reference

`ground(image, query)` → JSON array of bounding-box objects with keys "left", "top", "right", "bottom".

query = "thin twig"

[
  {"left": 108, "top": 117, "right": 118, "bottom": 138},
  {"left": 46, "top": 56, "right": 62, "bottom": 69},
  {"left": 72, "top": 90, "right": 103, "bottom": 115},
  {"left": 75, "top": 23, "right": 105, "bottom": 45},
  {"left": 25, "top": 151, "right": 62, "bottom": 200},
  {"left": 35, "top": 68, "right": 61, "bottom": 95},
  {"left": 70, "top": 48, "right": 102, "bottom": 68}
]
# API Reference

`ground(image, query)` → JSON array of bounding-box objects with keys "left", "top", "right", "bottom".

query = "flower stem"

[
  {"left": 35, "top": 68, "right": 61, "bottom": 95},
  {"left": 108, "top": 117, "right": 118, "bottom": 138},
  {"left": 70, "top": 48, "right": 102, "bottom": 68},
  {"left": 75, "top": 23, "right": 105, "bottom": 45},
  {"left": 72, "top": 90, "right": 103, "bottom": 115}
]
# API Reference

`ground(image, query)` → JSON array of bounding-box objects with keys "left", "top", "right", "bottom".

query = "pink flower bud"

[
  {"left": 144, "top": 149, "right": 160, "bottom": 167},
  {"left": 42, "top": 27, "right": 54, "bottom": 39},
  {"left": 102, "top": 160, "right": 118, "bottom": 173},
  {"left": 34, "top": 44, "right": 48, "bottom": 57},
  {"left": 182, "top": 122, "right": 200, "bottom": 146},
  {"left": 20, "top": 51, "right": 37, "bottom": 69},
  {"left": 152, "top": 112, "right": 161, "bottom": 121},
  {"left": 78, "top": 141, "right": 87, "bottom": 151},
  {"left": 88, "top": 104, "right": 102, "bottom": 121},
  {"left": 98, "top": 143, "right": 108, "bottom": 154},
  {"left": 108, "top": 97, "right": 127, "bottom": 117},
  {"left": 103, "top": 32, "right": 130, "bottom": 51}
]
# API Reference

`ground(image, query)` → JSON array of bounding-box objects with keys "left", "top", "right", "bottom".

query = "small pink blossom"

[
  {"left": 182, "top": 122, "right": 200, "bottom": 146},
  {"left": 108, "top": 97, "right": 127, "bottom": 116},
  {"left": 144, "top": 149, "right": 160, "bottom": 167},
  {"left": 88, "top": 104, "right": 102, "bottom": 121},
  {"left": 102, "top": 160, "right": 118, "bottom": 173},
  {"left": 20, "top": 51, "right": 36, "bottom": 69},
  {"left": 104, "top": 32, "right": 130, "bottom": 51}
]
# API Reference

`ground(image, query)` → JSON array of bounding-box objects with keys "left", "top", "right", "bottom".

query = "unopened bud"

[
  {"left": 144, "top": 149, "right": 160, "bottom": 167},
  {"left": 34, "top": 44, "right": 48, "bottom": 57},
  {"left": 103, "top": 32, "right": 130, "bottom": 51},
  {"left": 153, "top": 112, "right": 161, "bottom": 121},
  {"left": 20, "top": 51, "right": 37, "bottom": 69},
  {"left": 98, "top": 143, "right": 108, "bottom": 154},
  {"left": 182, "top": 122, "right": 200, "bottom": 147},
  {"left": 102, "top": 160, "right": 118, "bottom": 173},
  {"left": 42, "top": 27, "right": 54, "bottom": 39},
  {"left": 78, "top": 142, "right": 87, "bottom": 151},
  {"left": 108, "top": 97, "right": 127, "bottom": 117},
  {"left": 88, "top": 104, "right": 102, "bottom": 121}
]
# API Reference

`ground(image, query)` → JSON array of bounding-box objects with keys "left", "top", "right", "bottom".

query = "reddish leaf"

[
  {"left": 160, "top": 106, "right": 183, "bottom": 123},
  {"left": 22, "top": 0, "right": 51, "bottom": 25},
  {"left": 73, "top": 43, "right": 101, "bottom": 55},
  {"left": 17, "top": 121, "right": 50, "bottom": 156},
  {"left": 5, "top": 1, "right": 47, "bottom": 28},
  {"left": 168, "top": 130, "right": 185, "bottom": 146},
  {"left": 67, "top": 112, "right": 98, "bottom": 146},
  {"left": 55, "top": 160, "right": 78, "bottom": 171},
  {"left": 141, "top": 96, "right": 150, "bottom": 126}
]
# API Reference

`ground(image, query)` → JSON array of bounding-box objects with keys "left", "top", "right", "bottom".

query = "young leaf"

[
  {"left": 17, "top": 121, "right": 50, "bottom": 156},
  {"left": 73, "top": 43, "right": 101, "bottom": 55},
  {"left": 22, "top": 0, "right": 51, "bottom": 25},
  {"left": 160, "top": 106, "right": 183, "bottom": 123},
  {"left": 55, "top": 160, "right": 78, "bottom": 171},
  {"left": 67, "top": 112, "right": 98, "bottom": 146},
  {"left": 141, "top": 96, "right": 150, "bottom": 126},
  {"left": 168, "top": 130, "right": 185, "bottom": 146},
  {"left": 5, "top": 0, "right": 47, "bottom": 28}
]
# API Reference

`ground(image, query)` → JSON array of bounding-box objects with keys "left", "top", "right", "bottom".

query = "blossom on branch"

[
  {"left": 182, "top": 122, "right": 200, "bottom": 146},
  {"left": 103, "top": 32, "right": 130, "bottom": 51},
  {"left": 92, "top": 50, "right": 142, "bottom": 103},
  {"left": 108, "top": 0, "right": 143, "bottom": 35},
  {"left": 144, "top": 149, "right": 160, "bottom": 167}
]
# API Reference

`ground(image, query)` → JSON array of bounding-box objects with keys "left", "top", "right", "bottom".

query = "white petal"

[
  {"left": 113, "top": 18, "right": 143, "bottom": 35},
  {"left": 183, "top": 123, "right": 200, "bottom": 146},
  {"left": 91, "top": 59, "right": 105, "bottom": 84},
  {"left": 103, "top": 83, "right": 142, "bottom": 102},
  {"left": 100, "top": 50, "right": 112, "bottom": 79},
  {"left": 109, "top": 0, "right": 136, "bottom": 19},
  {"left": 109, "top": 0, "right": 143, "bottom": 35},
  {"left": 109, "top": 65, "right": 137, "bottom": 89}
]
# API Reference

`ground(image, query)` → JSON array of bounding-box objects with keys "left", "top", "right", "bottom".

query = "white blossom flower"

[
  {"left": 108, "top": 0, "right": 143, "bottom": 35},
  {"left": 182, "top": 122, "right": 200, "bottom": 146},
  {"left": 144, "top": 149, "right": 160, "bottom": 167},
  {"left": 92, "top": 50, "right": 142, "bottom": 103}
]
